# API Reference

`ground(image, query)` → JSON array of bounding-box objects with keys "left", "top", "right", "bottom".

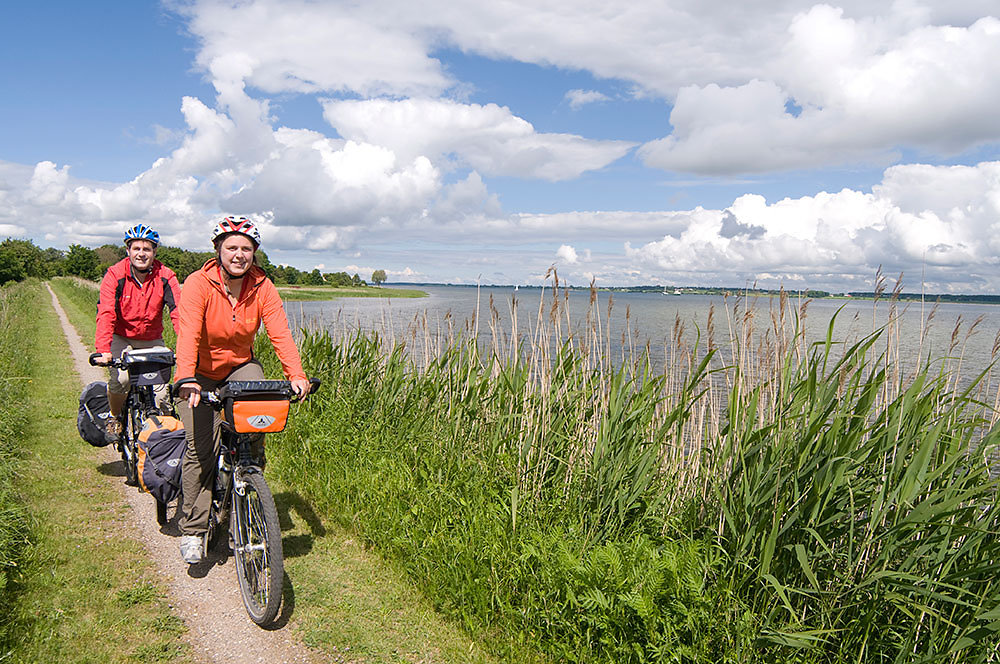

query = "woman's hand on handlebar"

[
  {"left": 290, "top": 378, "right": 311, "bottom": 400},
  {"left": 177, "top": 383, "right": 202, "bottom": 408}
]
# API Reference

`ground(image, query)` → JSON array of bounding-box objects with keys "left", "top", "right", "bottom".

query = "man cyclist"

[
  {"left": 94, "top": 224, "right": 181, "bottom": 442},
  {"left": 174, "top": 216, "right": 309, "bottom": 564}
]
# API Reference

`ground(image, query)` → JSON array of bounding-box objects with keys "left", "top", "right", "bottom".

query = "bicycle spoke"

[{"left": 231, "top": 470, "right": 284, "bottom": 625}]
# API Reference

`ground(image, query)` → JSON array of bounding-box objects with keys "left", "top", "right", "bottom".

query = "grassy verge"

[
  {"left": 0, "top": 282, "right": 35, "bottom": 645},
  {"left": 49, "top": 277, "right": 492, "bottom": 663},
  {"left": 1, "top": 280, "right": 191, "bottom": 663}
]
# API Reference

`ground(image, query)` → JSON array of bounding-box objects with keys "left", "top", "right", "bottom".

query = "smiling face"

[
  {"left": 217, "top": 234, "right": 256, "bottom": 277},
  {"left": 127, "top": 239, "right": 157, "bottom": 272}
]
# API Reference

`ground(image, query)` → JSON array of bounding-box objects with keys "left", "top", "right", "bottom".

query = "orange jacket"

[{"left": 175, "top": 259, "right": 306, "bottom": 382}]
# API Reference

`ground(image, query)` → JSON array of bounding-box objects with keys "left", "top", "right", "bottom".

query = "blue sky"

[{"left": 2, "top": 1, "right": 1000, "bottom": 292}]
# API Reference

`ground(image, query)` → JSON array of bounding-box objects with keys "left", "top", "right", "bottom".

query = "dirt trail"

[{"left": 46, "top": 283, "right": 321, "bottom": 664}]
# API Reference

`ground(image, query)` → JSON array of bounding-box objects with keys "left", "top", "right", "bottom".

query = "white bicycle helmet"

[{"left": 212, "top": 216, "right": 261, "bottom": 248}]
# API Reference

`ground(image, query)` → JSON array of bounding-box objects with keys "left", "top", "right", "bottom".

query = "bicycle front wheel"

[
  {"left": 230, "top": 470, "right": 283, "bottom": 625},
  {"left": 122, "top": 408, "right": 142, "bottom": 487}
]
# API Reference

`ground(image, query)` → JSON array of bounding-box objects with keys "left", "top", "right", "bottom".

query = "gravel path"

[{"left": 47, "top": 284, "right": 322, "bottom": 664}]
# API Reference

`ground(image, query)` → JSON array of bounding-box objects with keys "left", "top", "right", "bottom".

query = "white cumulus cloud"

[
  {"left": 323, "top": 98, "right": 634, "bottom": 181},
  {"left": 565, "top": 89, "right": 611, "bottom": 109},
  {"left": 556, "top": 244, "right": 579, "bottom": 263}
]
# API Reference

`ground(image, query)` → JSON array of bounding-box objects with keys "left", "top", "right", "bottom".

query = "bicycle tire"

[
  {"left": 122, "top": 407, "right": 141, "bottom": 487},
  {"left": 230, "top": 470, "right": 283, "bottom": 625}
]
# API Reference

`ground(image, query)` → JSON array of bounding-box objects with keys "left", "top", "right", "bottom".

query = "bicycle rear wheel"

[{"left": 230, "top": 470, "right": 283, "bottom": 625}]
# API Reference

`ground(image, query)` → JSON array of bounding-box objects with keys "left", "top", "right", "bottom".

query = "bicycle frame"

[
  {"left": 89, "top": 348, "right": 176, "bottom": 524},
  {"left": 205, "top": 427, "right": 261, "bottom": 546},
  {"left": 195, "top": 378, "right": 319, "bottom": 625}
]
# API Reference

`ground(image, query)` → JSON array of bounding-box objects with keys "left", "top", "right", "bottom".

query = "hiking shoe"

[
  {"left": 180, "top": 535, "right": 203, "bottom": 564},
  {"left": 105, "top": 418, "right": 122, "bottom": 441}
]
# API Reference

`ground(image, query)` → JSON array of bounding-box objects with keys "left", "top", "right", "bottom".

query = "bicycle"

[
  {"left": 189, "top": 377, "right": 319, "bottom": 626},
  {"left": 89, "top": 346, "right": 176, "bottom": 526}
]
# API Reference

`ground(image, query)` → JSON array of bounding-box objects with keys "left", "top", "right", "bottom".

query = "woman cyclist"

[{"left": 173, "top": 216, "right": 310, "bottom": 564}]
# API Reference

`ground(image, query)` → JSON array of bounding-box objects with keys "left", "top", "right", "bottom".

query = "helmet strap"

[{"left": 217, "top": 263, "right": 246, "bottom": 299}]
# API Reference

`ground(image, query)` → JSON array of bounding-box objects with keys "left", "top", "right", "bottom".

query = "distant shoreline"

[
  {"left": 277, "top": 285, "right": 427, "bottom": 301},
  {"left": 391, "top": 282, "right": 1000, "bottom": 306}
]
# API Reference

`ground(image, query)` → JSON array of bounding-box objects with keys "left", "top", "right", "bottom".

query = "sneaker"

[{"left": 180, "top": 535, "right": 203, "bottom": 564}]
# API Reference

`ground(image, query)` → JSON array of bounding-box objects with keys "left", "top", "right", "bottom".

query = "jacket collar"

[{"left": 124, "top": 258, "right": 160, "bottom": 286}]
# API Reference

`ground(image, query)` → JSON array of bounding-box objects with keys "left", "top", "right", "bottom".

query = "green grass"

[
  {"left": 0, "top": 282, "right": 35, "bottom": 629},
  {"left": 0, "top": 280, "right": 191, "bottom": 663}
]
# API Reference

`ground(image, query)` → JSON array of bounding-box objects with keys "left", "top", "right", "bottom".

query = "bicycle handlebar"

[
  {"left": 89, "top": 352, "right": 124, "bottom": 368},
  {"left": 172, "top": 378, "right": 322, "bottom": 405}
]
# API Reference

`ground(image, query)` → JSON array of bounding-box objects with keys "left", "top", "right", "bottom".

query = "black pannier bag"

[
  {"left": 78, "top": 381, "right": 113, "bottom": 447},
  {"left": 121, "top": 346, "right": 175, "bottom": 386},
  {"left": 136, "top": 415, "right": 186, "bottom": 504}
]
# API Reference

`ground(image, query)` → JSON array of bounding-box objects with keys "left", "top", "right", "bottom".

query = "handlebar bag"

[
  {"left": 136, "top": 415, "right": 185, "bottom": 504},
  {"left": 122, "top": 347, "right": 175, "bottom": 386},
  {"left": 219, "top": 381, "right": 293, "bottom": 433}
]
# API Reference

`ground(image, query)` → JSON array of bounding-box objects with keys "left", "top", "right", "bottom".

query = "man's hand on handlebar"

[{"left": 95, "top": 352, "right": 112, "bottom": 366}]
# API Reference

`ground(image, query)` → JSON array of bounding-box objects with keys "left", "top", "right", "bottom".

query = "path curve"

[{"left": 47, "top": 284, "right": 321, "bottom": 664}]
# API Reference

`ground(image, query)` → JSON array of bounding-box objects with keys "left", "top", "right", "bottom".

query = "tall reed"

[{"left": 257, "top": 280, "right": 1000, "bottom": 662}]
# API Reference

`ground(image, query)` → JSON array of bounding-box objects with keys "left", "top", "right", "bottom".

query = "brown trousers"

[{"left": 178, "top": 361, "right": 264, "bottom": 536}]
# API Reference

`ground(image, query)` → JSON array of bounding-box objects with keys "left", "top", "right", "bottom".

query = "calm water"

[{"left": 284, "top": 285, "right": 1000, "bottom": 374}]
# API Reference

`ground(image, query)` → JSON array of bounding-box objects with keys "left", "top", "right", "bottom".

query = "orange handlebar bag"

[{"left": 224, "top": 398, "right": 290, "bottom": 433}]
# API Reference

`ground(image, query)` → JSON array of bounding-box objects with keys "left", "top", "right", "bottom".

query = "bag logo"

[
  {"left": 246, "top": 415, "right": 276, "bottom": 429},
  {"left": 166, "top": 459, "right": 180, "bottom": 468},
  {"left": 143, "top": 371, "right": 159, "bottom": 379}
]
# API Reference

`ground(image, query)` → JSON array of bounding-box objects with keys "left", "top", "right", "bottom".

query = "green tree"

[
  {"left": 351, "top": 273, "right": 364, "bottom": 287},
  {"left": 156, "top": 245, "right": 214, "bottom": 281},
  {"left": 278, "top": 264, "right": 303, "bottom": 284},
  {"left": 0, "top": 238, "right": 48, "bottom": 284},
  {"left": 371, "top": 269, "right": 387, "bottom": 286},
  {"left": 0, "top": 238, "right": 47, "bottom": 284},
  {"left": 307, "top": 268, "right": 325, "bottom": 286},
  {"left": 63, "top": 244, "right": 100, "bottom": 280},
  {"left": 325, "top": 271, "right": 351, "bottom": 287},
  {"left": 95, "top": 243, "right": 125, "bottom": 275},
  {"left": 255, "top": 249, "right": 276, "bottom": 281},
  {"left": 42, "top": 247, "right": 65, "bottom": 276}
]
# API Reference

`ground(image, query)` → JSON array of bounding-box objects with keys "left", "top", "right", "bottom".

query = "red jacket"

[
  {"left": 95, "top": 258, "right": 181, "bottom": 353},
  {"left": 175, "top": 259, "right": 306, "bottom": 382}
]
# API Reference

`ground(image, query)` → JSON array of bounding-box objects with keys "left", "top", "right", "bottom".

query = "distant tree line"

[
  {"left": 847, "top": 291, "right": 1000, "bottom": 305},
  {"left": 0, "top": 237, "right": 370, "bottom": 287},
  {"left": 0, "top": 238, "right": 114, "bottom": 284}
]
